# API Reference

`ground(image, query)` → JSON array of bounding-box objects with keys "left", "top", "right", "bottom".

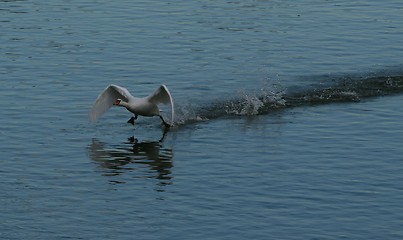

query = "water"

[{"left": 1, "top": 1, "right": 403, "bottom": 239}]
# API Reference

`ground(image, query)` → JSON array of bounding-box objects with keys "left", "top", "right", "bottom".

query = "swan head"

[
  {"left": 113, "top": 99, "right": 130, "bottom": 108},
  {"left": 113, "top": 99, "right": 123, "bottom": 106}
]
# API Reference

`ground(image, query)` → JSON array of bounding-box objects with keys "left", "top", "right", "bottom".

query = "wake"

[{"left": 173, "top": 73, "right": 403, "bottom": 125}]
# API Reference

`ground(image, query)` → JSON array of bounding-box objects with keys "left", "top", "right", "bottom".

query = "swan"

[{"left": 90, "top": 84, "right": 174, "bottom": 128}]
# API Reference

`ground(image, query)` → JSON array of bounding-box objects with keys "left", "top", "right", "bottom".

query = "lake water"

[{"left": 1, "top": 1, "right": 403, "bottom": 239}]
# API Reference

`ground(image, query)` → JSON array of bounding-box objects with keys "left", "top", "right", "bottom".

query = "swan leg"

[
  {"left": 159, "top": 128, "right": 168, "bottom": 142},
  {"left": 127, "top": 114, "right": 138, "bottom": 125},
  {"left": 159, "top": 115, "right": 171, "bottom": 129}
]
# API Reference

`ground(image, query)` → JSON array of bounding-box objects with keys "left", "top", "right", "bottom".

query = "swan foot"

[
  {"left": 159, "top": 115, "right": 171, "bottom": 129},
  {"left": 127, "top": 115, "right": 138, "bottom": 125},
  {"left": 128, "top": 136, "right": 138, "bottom": 143}
]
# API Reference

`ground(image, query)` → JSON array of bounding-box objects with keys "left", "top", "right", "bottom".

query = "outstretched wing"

[
  {"left": 147, "top": 85, "right": 175, "bottom": 125},
  {"left": 89, "top": 84, "right": 133, "bottom": 122}
]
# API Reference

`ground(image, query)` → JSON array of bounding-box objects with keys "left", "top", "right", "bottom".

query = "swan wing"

[
  {"left": 147, "top": 85, "right": 175, "bottom": 125},
  {"left": 89, "top": 84, "right": 133, "bottom": 122}
]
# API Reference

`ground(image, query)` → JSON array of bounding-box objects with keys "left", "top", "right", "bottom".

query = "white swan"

[{"left": 90, "top": 84, "right": 174, "bottom": 128}]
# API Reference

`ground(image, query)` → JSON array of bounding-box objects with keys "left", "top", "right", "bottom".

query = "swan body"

[{"left": 90, "top": 84, "right": 174, "bottom": 127}]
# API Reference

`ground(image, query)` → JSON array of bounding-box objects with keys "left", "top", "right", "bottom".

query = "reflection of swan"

[{"left": 87, "top": 138, "right": 173, "bottom": 183}]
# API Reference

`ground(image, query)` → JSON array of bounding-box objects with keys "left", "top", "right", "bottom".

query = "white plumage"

[{"left": 90, "top": 84, "right": 174, "bottom": 127}]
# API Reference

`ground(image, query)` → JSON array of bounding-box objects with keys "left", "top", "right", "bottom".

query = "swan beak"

[{"left": 113, "top": 99, "right": 121, "bottom": 105}]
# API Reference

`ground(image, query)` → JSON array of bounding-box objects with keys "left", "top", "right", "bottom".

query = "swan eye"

[{"left": 114, "top": 99, "right": 121, "bottom": 105}]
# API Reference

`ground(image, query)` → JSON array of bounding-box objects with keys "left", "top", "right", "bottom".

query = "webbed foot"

[
  {"left": 127, "top": 115, "right": 138, "bottom": 125},
  {"left": 159, "top": 115, "right": 171, "bottom": 129}
]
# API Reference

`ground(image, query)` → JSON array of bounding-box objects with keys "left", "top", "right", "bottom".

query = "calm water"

[{"left": 1, "top": 1, "right": 403, "bottom": 239}]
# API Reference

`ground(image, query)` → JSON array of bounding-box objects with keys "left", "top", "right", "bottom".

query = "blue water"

[{"left": 1, "top": 1, "right": 403, "bottom": 239}]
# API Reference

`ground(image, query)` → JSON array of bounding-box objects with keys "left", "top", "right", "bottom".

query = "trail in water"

[{"left": 174, "top": 73, "right": 403, "bottom": 125}]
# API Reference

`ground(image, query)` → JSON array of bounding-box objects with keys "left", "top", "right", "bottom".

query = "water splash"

[{"left": 225, "top": 89, "right": 286, "bottom": 116}]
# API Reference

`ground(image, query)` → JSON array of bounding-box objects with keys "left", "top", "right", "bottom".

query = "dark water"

[{"left": 1, "top": 1, "right": 403, "bottom": 239}]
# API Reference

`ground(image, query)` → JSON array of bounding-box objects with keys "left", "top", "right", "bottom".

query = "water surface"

[{"left": 1, "top": 1, "right": 403, "bottom": 239}]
